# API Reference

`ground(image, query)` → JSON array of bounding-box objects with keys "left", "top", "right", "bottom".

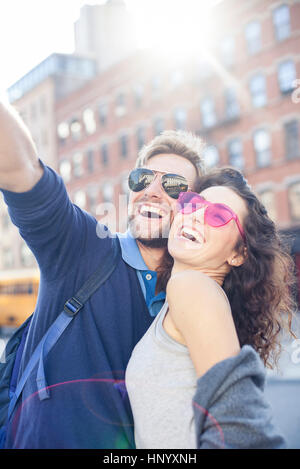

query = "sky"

[{"left": 0, "top": 0, "right": 213, "bottom": 96}]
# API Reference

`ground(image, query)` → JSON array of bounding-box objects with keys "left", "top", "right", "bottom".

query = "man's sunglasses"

[
  {"left": 128, "top": 168, "right": 189, "bottom": 199},
  {"left": 177, "top": 191, "right": 246, "bottom": 243}
]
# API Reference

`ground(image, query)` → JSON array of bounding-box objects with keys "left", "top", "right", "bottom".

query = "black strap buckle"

[{"left": 64, "top": 297, "right": 83, "bottom": 317}]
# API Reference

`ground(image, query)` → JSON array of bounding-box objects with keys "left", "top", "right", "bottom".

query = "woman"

[{"left": 125, "top": 167, "right": 297, "bottom": 449}]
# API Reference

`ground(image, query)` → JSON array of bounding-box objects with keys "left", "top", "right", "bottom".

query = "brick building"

[
  {"left": 0, "top": 53, "right": 97, "bottom": 275},
  {"left": 55, "top": 0, "right": 300, "bottom": 302}
]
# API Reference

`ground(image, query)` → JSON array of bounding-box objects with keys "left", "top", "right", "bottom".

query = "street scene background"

[{"left": 0, "top": 0, "right": 300, "bottom": 448}]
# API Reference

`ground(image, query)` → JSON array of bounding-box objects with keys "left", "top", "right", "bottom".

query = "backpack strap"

[{"left": 7, "top": 236, "right": 120, "bottom": 420}]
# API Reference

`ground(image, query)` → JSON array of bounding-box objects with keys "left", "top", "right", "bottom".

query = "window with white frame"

[
  {"left": 98, "top": 102, "right": 108, "bottom": 126},
  {"left": 72, "top": 152, "right": 84, "bottom": 178},
  {"left": 253, "top": 129, "right": 271, "bottom": 168},
  {"left": 101, "top": 142, "right": 109, "bottom": 167},
  {"left": 134, "top": 84, "right": 144, "bottom": 108},
  {"left": 83, "top": 108, "right": 96, "bottom": 135},
  {"left": 220, "top": 36, "right": 235, "bottom": 67},
  {"left": 245, "top": 21, "right": 262, "bottom": 55},
  {"left": 59, "top": 160, "right": 72, "bottom": 183},
  {"left": 153, "top": 117, "right": 164, "bottom": 136},
  {"left": 249, "top": 73, "right": 267, "bottom": 108},
  {"left": 174, "top": 108, "right": 187, "bottom": 130},
  {"left": 228, "top": 138, "right": 244, "bottom": 170},
  {"left": 119, "top": 134, "right": 128, "bottom": 159},
  {"left": 70, "top": 118, "right": 82, "bottom": 140},
  {"left": 136, "top": 126, "right": 146, "bottom": 150},
  {"left": 284, "top": 120, "right": 300, "bottom": 160},
  {"left": 57, "top": 122, "right": 69, "bottom": 144},
  {"left": 278, "top": 60, "right": 296, "bottom": 94},
  {"left": 200, "top": 97, "right": 217, "bottom": 128},
  {"left": 102, "top": 181, "right": 114, "bottom": 203},
  {"left": 273, "top": 4, "right": 291, "bottom": 42},
  {"left": 74, "top": 190, "right": 87, "bottom": 209},
  {"left": 203, "top": 145, "right": 219, "bottom": 168},
  {"left": 224, "top": 88, "right": 240, "bottom": 119}
]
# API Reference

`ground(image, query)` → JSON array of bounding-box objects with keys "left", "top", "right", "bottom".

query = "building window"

[
  {"left": 278, "top": 60, "right": 296, "bottom": 94},
  {"left": 59, "top": 160, "right": 72, "bottom": 183},
  {"left": 115, "top": 93, "right": 126, "bottom": 117},
  {"left": 119, "top": 134, "right": 128, "bottom": 159},
  {"left": 74, "top": 190, "right": 87, "bottom": 209},
  {"left": 98, "top": 102, "right": 108, "bottom": 126},
  {"left": 72, "top": 152, "right": 84, "bottom": 178},
  {"left": 70, "top": 118, "right": 82, "bottom": 141},
  {"left": 245, "top": 21, "right": 262, "bottom": 55},
  {"left": 171, "top": 69, "right": 184, "bottom": 88},
  {"left": 102, "top": 181, "right": 114, "bottom": 203},
  {"left": 151, "top": 76, "right": 161, "bottom": 99},
  {"left": 134, "top": 84, "right": 144, "bottom": 108},
  {"left": 57, "top": 122, "right": 69, "bottom": 145},
  {"left": 136, "top": 126, "right": 146, "bottom": 150},
  {"left": 220, "top": 36, "right": 235, "bottom": 67},
  {"left": 200, "top": 97, "right": 217, "bottom": 128},
  {"left": 288, "top": 182, "right": 300, "bottom": 221},
  {"left": 87, "top": 149, "right": 94, "bottom": 173},
  {"left": 273, "top": 4, "right": 291, "bottom": 42},
  {"left": 174, "top": 108, "right": 187, "bottom": 130},
  {"left": 224, "top": 88, "right": 240, "bottom": 120},
  {"left": 83, "top": 108, "right": 96, "bottom": 135},
  {"left": 87, "top": 185, "right": 98, "bottom": 215},
  {"left": 253, "top": 129, "right": 271, "bottom": 168},
  {"left": 228, "top": 138, "right": 244, "bottom": 170},
  {"left": 153, "top": 117, "right": 164, "bottom": 136},
  {"left": 249, "top": 73, "right": 267, "bottom": 108},
  {"left": 284, "top": 120, "right": 300, "bottom": 160},
  {"left": 203, "top": 145, "right": 219, "bottom": 168},
  {"left": 259, "top": 190, "right": 277, "bottom": 222},
  {"left": 101, "top": 143, "right": 109, "bottom": 167}
]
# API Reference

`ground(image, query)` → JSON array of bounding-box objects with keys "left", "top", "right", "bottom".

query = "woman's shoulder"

[{"left": 167, "top": 270, "right": 230, "bottom": 312}]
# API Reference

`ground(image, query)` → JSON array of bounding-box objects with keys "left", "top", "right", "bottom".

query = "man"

[{"left": 0, "top": 101, "right": 204, "bottom": 448}]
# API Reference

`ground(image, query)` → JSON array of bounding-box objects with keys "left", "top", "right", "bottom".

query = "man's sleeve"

[
  {"left": 1, "top": 160, "right": 93, "bottom": 281},
  {"left": 192, "top": 345, "right": 286, "bottom": 449}
]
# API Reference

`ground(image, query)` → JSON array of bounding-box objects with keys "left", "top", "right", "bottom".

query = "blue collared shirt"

[{"left": 117, "top": 230, "right": 166, "bottom": 317}]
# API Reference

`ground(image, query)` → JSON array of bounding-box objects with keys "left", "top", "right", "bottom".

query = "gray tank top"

[{"left": 125, "top": 301, "right": 198, "bottom": 449}]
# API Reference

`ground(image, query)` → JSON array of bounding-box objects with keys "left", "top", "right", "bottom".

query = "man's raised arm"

[{"left": 0, "top": 100, "right": 43, "bottom": 192}]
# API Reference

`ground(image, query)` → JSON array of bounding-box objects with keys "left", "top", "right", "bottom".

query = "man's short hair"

[{"left": 135, "top": 130, "right": 206, "bottom": 178}]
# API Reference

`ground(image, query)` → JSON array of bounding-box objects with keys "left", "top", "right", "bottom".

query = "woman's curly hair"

[{"left": 193, "top": 167, "right": 298, "bottom": 369}]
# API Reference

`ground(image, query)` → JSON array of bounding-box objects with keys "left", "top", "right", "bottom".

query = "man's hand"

[{"left": 0, "top": 100, "right": 43, "bottom": 192}]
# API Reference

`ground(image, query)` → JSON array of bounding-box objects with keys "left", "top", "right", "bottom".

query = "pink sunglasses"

[{"left": 177, "top": 191, "right": 246, "bottom": 243}]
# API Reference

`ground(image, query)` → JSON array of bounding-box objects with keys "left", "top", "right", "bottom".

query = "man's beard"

[
  {"left": 128, "top": 213, "right": 171, "bottom": 248},
  {"left": 136, "top": 236, "right": 168, "bottom": 248}
]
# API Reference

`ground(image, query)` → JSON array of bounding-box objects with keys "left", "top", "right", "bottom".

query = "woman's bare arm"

[
  {"left": 166, "top": 270, "right": 240, "bottom": 377},
  {"left": 0, "top": 100, "right": 43, "bottom": 191}
]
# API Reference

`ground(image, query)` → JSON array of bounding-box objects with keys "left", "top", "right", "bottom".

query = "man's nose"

[{"left": 143, "top": 174, "right": 164, "bottom": 198}]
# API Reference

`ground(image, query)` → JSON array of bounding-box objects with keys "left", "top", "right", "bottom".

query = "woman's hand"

[{"left": 166, "top": 270, "right": 241, "bottom": 377}]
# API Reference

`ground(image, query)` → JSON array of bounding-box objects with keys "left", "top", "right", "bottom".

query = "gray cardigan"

[{"left": 193, "top": 345, "right": 286, "bottom": 449}]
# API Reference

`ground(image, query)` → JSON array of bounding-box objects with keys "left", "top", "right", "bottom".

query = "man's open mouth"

[{"left": 139, "top": 204, "right": 166, "bottom": 219}]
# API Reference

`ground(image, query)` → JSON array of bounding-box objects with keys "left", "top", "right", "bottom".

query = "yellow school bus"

[{"left": 0, "top": 272, "right": 39, "bottom": 329}]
